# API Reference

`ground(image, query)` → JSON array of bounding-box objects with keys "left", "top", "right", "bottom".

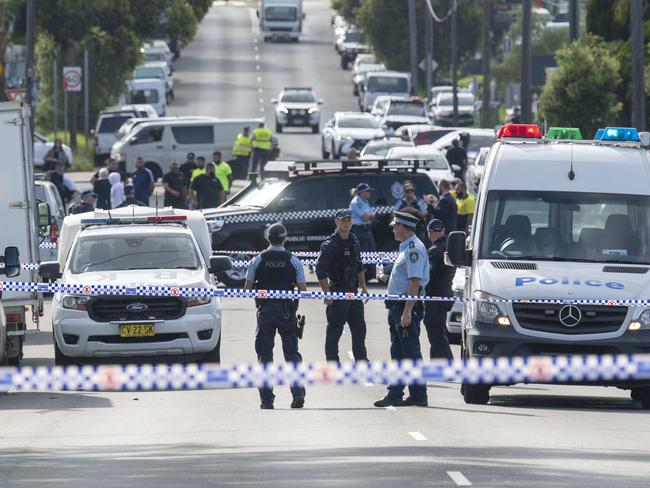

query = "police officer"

[
  {"left": 70, "top": 191, "right": 96, "bottom": 214},
  {"left": 244, "top": 223, "right": 308, "bottom": 410},
  {"left": 250, "top": 122, "right": 273, "bottom": 178},
  {"left": 374, "top": 211, "right": 429, "bottom": 408},
  {"left": 231, "top": 126, "right": 253, "bottom": 180},
  {"left": 349, "top": 182, "right": 377, "bottom": 281},
  {"left": 423, "top": 219, "right": 455, "bottom": 360},
  {"left": 316, "top": 209, "right": 369, "bottom": 363}
]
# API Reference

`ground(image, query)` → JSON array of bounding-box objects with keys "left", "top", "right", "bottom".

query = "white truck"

[
  {"left": 259, "top": 0, "right": 304, "bottom": 42},
  {"left": 0, "top": 102, "right": 45, "bottom": 365}
]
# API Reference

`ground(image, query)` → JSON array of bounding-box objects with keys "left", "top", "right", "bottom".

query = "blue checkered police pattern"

[{"left": 218, "top": 206, "right": 394, "bottom": 225}]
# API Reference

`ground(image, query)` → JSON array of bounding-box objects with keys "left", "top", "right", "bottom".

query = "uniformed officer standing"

[
  {"left": 244, "top": 223, "right": 308, "bottom": 410},
  {"left": 70, "top": 191, "right": 96, "bottom": 214},
  {"left": 316, "top": 209, "right": 369, "bottom": 362},
  {"left": 423, "top": 219, "right": 455, "bottom": 360},
  {"left": 349, "top": 182, "right": 377, "bottom": 281},
  {"left": 374, "top": 211, "right": 429, "bottom": 408}
]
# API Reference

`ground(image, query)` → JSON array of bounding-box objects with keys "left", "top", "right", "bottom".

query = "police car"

[
  {"left": 446, "top": 124, "right": 650, "bottom": 408},
  {"left": 271, "top": 87, "right": 322, "bottom": 133},
  {"left": 203, "top": 160, "right": 440, "bottom": 287}
]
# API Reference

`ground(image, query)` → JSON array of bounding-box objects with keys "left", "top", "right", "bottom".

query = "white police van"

[
  {"left": 446, "top": 125, "right": 650, "bottom": 408},
  {"left": 39, "top": 207, "right": 232, "bottom": 365}
]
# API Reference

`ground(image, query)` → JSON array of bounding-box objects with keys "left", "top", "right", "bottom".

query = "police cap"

[
  {"left": 392, "top": 211, "right": 420, "bottom": 229},
  {"left": 335, "top": 209, "right": 352, "bottom": 220},
  {"left": 266, "top": 222, "right": 288, "bottom": 240},
  {"left": 124, "top": 184, "right": 135, "bottom": 194},
  {"left": 81, "top": 190, "right": 97, "bottom": 199},
  {"left": 356, "top": 182, "right": 374, "bottom": 193},
  {"left": 427, "top": 218, "right": 445, "bottom": 231},
  {"left": 186, "top": 152, "right": 196, "bottom": 160}
]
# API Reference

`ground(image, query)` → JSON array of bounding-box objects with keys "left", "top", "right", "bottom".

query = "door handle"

[{"left": 172, "top": 144, "right": 176, "bottom": 150}]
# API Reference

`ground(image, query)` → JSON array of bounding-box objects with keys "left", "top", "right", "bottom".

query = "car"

[
  {"left": 321, "top": 112, "right": 385, "bottom": 159},
  {"left": 393, "top": 124, "right": 456, "bottom": 146},
  {"left": 271, "top": 87, "right": 322, "bottom": 133},
  {"left": 141, "top": 41, "right": 174, "bottom": 67},
  {"left": 359, "top": 138, "right": 413, "bottom": 159},
  {"left": 465, "top": 146, "right": 490, "bottom": 193},
  {"left": 377, "top": 97, "right": 431, "bottom": 135},
  {"left": 361, "top": 71, "right": 411, "bottom": 112},
  {"left": 92, "top": 105, "right": 159, "bottom": 163},
  {"left": 351, "top": 55, "right": 383, "bottom": 94},
  {"left": 34, "top": 180, "right": 66, "bottom": 263},
  {"left": 430, "top": 128, "right": 497, "bottom": 164},
  {"left": 383, "top": 146, "right": 454, "bottom": 183},
  {"left": 202, "top": 160, "right": 440, "bottom": 287},
  {"left": 336, "top": 27, "right": 370, "bottom": 69},
  {"left": 369, "top": 95, "right": 402, "bottom": 118},
  {"left": 40, "top": 207, "right": 232, "bottom": 366},
  {"left": 445, "top": 268, "right": 465, "bottom": 344},
  {"left": 431, "top": 91, "right": 476, "bottom": 126},
  {"left": 133, "top": 61, "right": 175, "bottom": 101},
  {"left": 125, "top": 78, "right": 167, "bottom": 116},
  {"left": 33, "top": 132, "right": 73, "bottom": 168}
]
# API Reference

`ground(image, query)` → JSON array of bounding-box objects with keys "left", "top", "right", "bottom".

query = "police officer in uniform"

[
  {"left": 423, "top": 219, "right": 455, "bottom": 360},
  {"left": 70, "top": 191, "right": 97, "bottom": 214},
  {"left": 349, "top": 182, "right": 377, "bottom": 281},
  {"left": 244, "top": 223, "right": 308, "bottom": 410},
  {"left": 316, "top": 209, "right": 369, "bottom": 362},
  {"left": 374, "top": 211, "right": 429, "bottom": 408}
]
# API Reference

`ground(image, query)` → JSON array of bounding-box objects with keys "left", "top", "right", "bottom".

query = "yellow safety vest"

[
  {"left": 252, "top": 127, "right": 273, "bottom": 151},
  {"left": 232, "top": 134, "right": 252, "bottom": 157},
  {"left": 191, "top": 167, "right": 206, "bottom": 181}
]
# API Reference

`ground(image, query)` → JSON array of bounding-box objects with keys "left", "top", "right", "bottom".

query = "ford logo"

[{"left": 126, "top": 302, "right": 148, "bottom": 313}]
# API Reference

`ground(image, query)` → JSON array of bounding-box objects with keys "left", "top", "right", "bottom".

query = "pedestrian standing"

[
  {"left": 162, "top": 160, "right": 188, "bottom": 208},
  {"left": 44, "top": 138, "right": 69, "bottom": 202},
  {"left": 118, "top": 185, "right": 147, "bottom": 208},
  {"left": 374, "top": 211, "right": 429, "bottom": 408},
  {"left": 349, "top": 182, "right": 377, "bottom": 281},
  {"left": 190, "top": 162, "right": 225, "bottom": 209},
  {"left": 453, "top": 181, "right": 476, "bottom": 232},
  {"left": 132, "top": 157, "right": 155, "bottom": 206},
  {"left": 231, "top": 126, "right": 253, "bottom": 179},
  {"left": 393, "top": 180, "right": 429, "bottom": 243},
  {"left": 423, "top": 219, "right": 455, "bottom": 360},
  {"left": 93, "top": 168, "right": 112, "bottom": 210},
  {"left": 316, "top": 209, "right": 369, "bottom": 363},
  {"left": 191, "top": 156, "right": 207, "bottom": 182},
  {"left": 445, "top": 139, "right": 468, "bottom": 181},
  {"left": 69, "top": 191, "right": 96, "bottom": 214},
  {"left": 250, "top": 122, "right": 273, "bottom": 178},
  {"left": 427, "top": 179, "right": 457, "bottom": 233},
  {"left": 179, "top": 152, "right": 197, "bottom": 183},
  {"left": 212, "top": 151, "right": 233, "bottom": 197},
  {"left": 109, "top": 172, "right": 125, "bottom": 209},
  {"left": 244, "top": 223, "right": 308, "bottom": 410},
  {"left": 92, "top": 158, "right": 127, "bottom": 185}
]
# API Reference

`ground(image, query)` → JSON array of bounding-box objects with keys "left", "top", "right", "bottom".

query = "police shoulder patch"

[
  {"left": 409, "top": 241, "right": 415, "bottom": 248},
  {"left": 409, "top": 251, "right": 419, "bottom": 263}
]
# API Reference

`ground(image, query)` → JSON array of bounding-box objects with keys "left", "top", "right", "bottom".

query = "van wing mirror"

[
  {"left": 209, "top": 256, "right": 233, "bottom": 275},
  {"left": 1, "top": 246, "right": 20, "bottom": 278},
  {"left": 38, "top": 261, "right": 62, "bottom": 281},
  {"left": 445, "top": 231, "right": 471, "bottom": 267},
  {"left": 278, "top": 197, "right": 295, "bottom": 210},
  {"left": 38, "top": 201, "right": 52, "bottom": 228}
]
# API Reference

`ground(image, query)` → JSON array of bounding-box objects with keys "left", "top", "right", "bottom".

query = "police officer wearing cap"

[
  {"left": 70, "top": 191, "right": 97, "bottom": 214},
  {"left": 244, "top": 223, "right": 308, "bottom": 410},
  {"left": 349, "top": 182, "right": 377, "bottom": 281},
  {"left": 374, "top": 211, "right": 429, "bottom": 408},
  {"left": 423, "top": 219, "right": 455, "bottom": 360},
  {"left": 316, "top": 209, "right": 369, "bottom": 362},
  {"left": 117, "top": 185, "right": 147, "bottom": 208}
]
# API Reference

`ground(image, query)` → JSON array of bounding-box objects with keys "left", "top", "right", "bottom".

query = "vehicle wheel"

[
  {"left": 201, "top": 333, "right": 221, "bottom": 364},
  {"left": 276, "top": 123, "right": 283, "bottom": 133},
  {"left": 331, "top": 142, "right": 337, "bottom": 159},
  {"left": 341, "top": 56, "right": 349, "bottom": 70},
  {"left": 631, "top": 387, "right": 650, "bottom": 402},
  {"left": 311, "top": 124, "right": 319, "bottom": 134},
  {"left": 353, "top": 85, "right": 358, "bottom": 96},
  {"left": 217, "top": 241, "right": 258, "bottom": 288},
  {"left": 53, "top": 333, "right": 74, "bottom": 367},
  {"left": 321, "top": 141, "right": 330, "bottom": 159},
  {"left": 462, "top": 383, "right": 491, "bottom": 405},
  {"left": 145, "top": 161, "right": 162, "bottom": 181}
]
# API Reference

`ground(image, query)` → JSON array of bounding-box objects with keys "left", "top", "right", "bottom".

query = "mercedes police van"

[
  {"left": 39, "top": 207, "right": 232, "bottom": 365},
  {"left": 446, "top": 124, "right": 650, "bottom": 408}
]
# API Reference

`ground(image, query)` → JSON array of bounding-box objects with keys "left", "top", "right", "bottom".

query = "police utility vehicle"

[
  {"left": 39, "top": 207, "right": 232, "bottom": 365},
  {"left": 446, "top": 124, "right": 650, "bottom": 408}
]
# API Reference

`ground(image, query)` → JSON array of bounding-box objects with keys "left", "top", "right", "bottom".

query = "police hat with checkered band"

[{"left": 392, "top": 211, "right": 420, "bottom": 229}]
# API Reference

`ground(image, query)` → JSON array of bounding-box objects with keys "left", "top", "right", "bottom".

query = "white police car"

[
  {"left": 272, "top": 87, "right": 322, "bottom": 133},
  {"left": 446, "top": 125, "right": 650, "bottom": 408}
]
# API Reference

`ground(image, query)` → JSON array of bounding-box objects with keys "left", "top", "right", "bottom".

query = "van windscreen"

[
  {"left": 265, "top": 6, "right": 297, "bottom": 21},
  {"left": 98, "top": 116, "right": 132, "bottom": 133},
  {"left": 367, "top": 76, "right": 408, "bottom": 93},
  {"left": 128, "top": 89, "right": 159, "bottom": 104}
]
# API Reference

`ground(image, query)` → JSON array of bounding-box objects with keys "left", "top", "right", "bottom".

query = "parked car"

[
  {"left": 125, "top": 78, "right": 167, "bottom": 116},
  {"left": 465, "top": 146, "right": 490, "bottom": 193},
  {"left": 321, "top": 112, "right": 384, "bottom": 159},
  {"left": 430, "top": 128, "right": 497, "bottom": 164},
  {"left": 33, "top": 132, "right": 73, "bottom": 168},
  {"left": 361, "top": 71, "right": 410, "bottom": 112},
  {"left": 34, "top": 180, "right": 66, "bottom": 262},
  {"left": 336, "top": 27, "right": 369, "bottom": 69},
  {"left": 133, "top": 61, "right": 175, "bottom": 101},
  {"left": 377, "top": 97, "right": 431, "bottom": 134},
  {"left": 383, "top": 146, "right": 454, "bottom": 183},
  {"left": 359, "top": 138, "right": 413, "bottom": 159},
  {"left": 431, "top": 92, "right": 476, "bottom": 127},
  {"left": 142, "top": 41, "right": 174, "bottom": 67}
]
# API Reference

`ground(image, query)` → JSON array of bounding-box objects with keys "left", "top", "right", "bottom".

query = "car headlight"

[
  {"left": 61, "top": 295, "right": 92, "bottom": 311},
  {"left": 471, "top": 291, "right": 510, "bottom": 326},
  {"left": 279, "top": 107, "right": 289, "bottom": 114},
  {"left": 187, "top": 295, "right": 212, "bottom": 307},
  {"left": 629, "top": 310, "right": 650, "bottom": 330},
  {"left": 308, "top": 107, "right": 318, "bottom": 114},
  {"left": 207, "top": 219, "right": 224, "bottom": 233}
]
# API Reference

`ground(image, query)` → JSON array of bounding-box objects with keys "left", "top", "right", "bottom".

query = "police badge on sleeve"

[{"left": 410, "top": 251, "right": 419, "bottom": 263}]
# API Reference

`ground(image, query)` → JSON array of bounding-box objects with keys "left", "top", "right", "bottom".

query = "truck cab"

[{"left": 260, "top": 0, "right": 304, "bottom": 42}]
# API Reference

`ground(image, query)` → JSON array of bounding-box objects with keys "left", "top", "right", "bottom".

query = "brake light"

[
  {"left": 497, "top": 124, "right": 542, "bottom": 139},
  {"left": 147, "top": 215, "right": 187, "bottom": 222},
  {"left": 50, "top": 221, "right": 59, "bottom": 244},
  {"left": 5, "top": 313, "right": 22, "bottom": 324}
]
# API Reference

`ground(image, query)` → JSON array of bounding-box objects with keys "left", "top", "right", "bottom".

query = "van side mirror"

[
  {"left": 278, "top": 197, "right": 295, "bottom": 210},
  {"left": 1, "top": 246, "right": 20, "bottom": 278},
  {"left": 271, "top": 99, "right": 278, "bottom": 104},
  {"left": 209, "top": 256, "right": 232, "bottom": 275},
  {"left": 256, "top": 10, "right": 259, "bottom": 18},
  {"left": 38, "top": 202, "right": 51, "bottom": 228},
  {"left": 129, "top": 136, "right": 138, "bottom": 145},
  {"left": 39, "top": 261, "right": 62, "bottom": 281},
  {"left": 445, "top": 231, "right": 471, "bottom": 267}
]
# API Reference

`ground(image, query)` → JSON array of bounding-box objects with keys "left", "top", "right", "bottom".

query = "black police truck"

[{"left": 203, "top": 160, "right": 440, "bottom": 286}]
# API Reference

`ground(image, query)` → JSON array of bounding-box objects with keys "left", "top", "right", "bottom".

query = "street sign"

[
  {"left": 63, "top": 66, "right": 82, "bottom": 92},
  {"left": 419, "top": 58, "right": 439, "bottom": 72},
  {"left": 5, "top": 88, "right": 26, "bottom": 102}
]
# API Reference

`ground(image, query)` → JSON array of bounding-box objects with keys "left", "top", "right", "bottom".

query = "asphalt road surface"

[{"left": 2, "top": 2, "right": 650, "bottom": 487}]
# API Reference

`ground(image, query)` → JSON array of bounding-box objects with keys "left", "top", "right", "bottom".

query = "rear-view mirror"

[
  {"left": 209, "top": 256, "right": 232, "bottom": 275},
  {"left": 39, "top": 261, "right": 61, "bottom": 281},
  {"left": 2, "top": 246, "right": 20, "bottom": 278},
  {"left": 37, "top": 202, "right": 51, "bottom": 228},
  {"left": 445, "top": 231, "right": 470, "bottom": 267}
]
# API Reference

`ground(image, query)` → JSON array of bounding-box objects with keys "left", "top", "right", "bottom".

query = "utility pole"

[
  {"left": 425, "top": 10, "right": 433, "bottom": 101},
  {"left": 631, "top": 0, "right": 646, "bottom": 130},
  {"left": 25, "top": 0, "right": 35, "bottom": 137},
  {"left": 408, "top": 0, "right": 418, "bottom": 96},
  {"left": 521, "top": 0, "right": 532, "bottom": 123},
  {"left": 568, "top": 0, "right": 578, "bottom": 43},
  {"left": 481, "top": 0, "right": 491, "bottom": 128},
  {"left": 451, "top": 0, "right": 458, "bottom": 125}
]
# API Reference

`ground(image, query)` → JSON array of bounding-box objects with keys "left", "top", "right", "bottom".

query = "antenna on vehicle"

[
  {"left": 568, "top": 144, "right": 575, "bottom": 181},
  {"left": 132, "top": 203, "right": 135, "bottom": 223},
  {"left": 155, "top": 192, "right": 159, "bottom": 218}
]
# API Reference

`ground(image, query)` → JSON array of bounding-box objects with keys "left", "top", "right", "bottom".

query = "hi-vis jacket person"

[
  {"left": 250, "top": 122, "right": 273, "bottom": 178},
  {"left": 231, "top": 126, "right": 252, "bottom": 180}
]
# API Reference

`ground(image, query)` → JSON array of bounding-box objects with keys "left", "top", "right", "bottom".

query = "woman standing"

[
  {"left": 44, "top": 138, "right": 69, "bottom": 202},
  {"left": 349, "top": 182, "right": 377, "bottom": 281}
]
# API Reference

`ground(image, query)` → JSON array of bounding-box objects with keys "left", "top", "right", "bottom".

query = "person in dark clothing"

[
  {"left": 190, "top": 162, "right": 225, "bottom": 209},
  {"left": 70, "top": 191, "right": 96, "bottom": 214},
  {"left": 423, "top": 219, "right": 455, "bottom": 360},
  {"left": 316, "top": 209, "right": 369, "bottom": 363},
  {"left": 427, "top": 179, "right": 457, "bottom": 233},
  {"left": 445, "top": 138, "right": 468, "bottom": 180},
  {"left": 132, "top": 157, "right": 155, "bottom": 205},
  {"left": 117, "top": 185, "right": 146, "bottom": 208},
  {"left": 179, "top": 152, "right": 197, "bottom": 184},
  {"left": 162, "top": 159, "right": 187, "bottom": 208},
  {"left": 93, "top": 168, "right": 112, "bottom": 210},
  {"left": 91, "top": 158, "right": 127, "bottom": 185}
]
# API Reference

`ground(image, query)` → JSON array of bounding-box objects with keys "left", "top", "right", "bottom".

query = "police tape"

[
  {"left": 2, "top": 354, "right": 650, "bottom": 392},
  {"left": 39, "top": 242, "right": 57, "bottom": 249},
  {"left": 0, "top": 279, "right": 647, "bottom": 307},
  {"left": 217, "top": 250, "right": 399, "bottom": 258}
]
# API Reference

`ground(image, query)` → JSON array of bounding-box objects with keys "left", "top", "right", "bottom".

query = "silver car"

[
  {"left": 321, "top": 112, "right": 385, "bottom": 159},
  {"left": 272, "top": 87, "right": 322, "bottom": 133}
]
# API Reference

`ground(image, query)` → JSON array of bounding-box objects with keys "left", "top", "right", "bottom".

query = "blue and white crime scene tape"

[{"left": 2, "top": 355, "right": 650, "bottom": 392}]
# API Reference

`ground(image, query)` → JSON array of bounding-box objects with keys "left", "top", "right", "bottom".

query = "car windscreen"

[
  {"left": 265, "top": 6, "right": 297, "bottom": 21},
  {"left": 367, "top": 76, "right": 408, "bottom": 93},
  {"left": 387, "top": 102, "right": 427, "bottom": 117},
  {"left": 362, "top": 142, "right": 407, "bottom": 157},
  {"left": 98, "top": 116, "right": 132, "bottom": 133},
  {"left": 479, "top": 190, "right": 650, "bottom": 264},
  {"left": 345, "top": 31, "right": 360, "bottom": 42},
  {"left": 70, "top": 234, "right": 200, "bottom": 273},
  {"left": 466, "top": 135, "right": 496, "bottom": 153},
  {"left": 144, "top": 52, "right": 165, "bottom": 62},
  {"left": 134, "top": 67, "right": 164, "bottom": 79},
  {"left": 387, "top": 153, "right": 449, "bottom": 169},
  {"left": 281, "top": 92, "right": 316, "bottom": 103},
  {"left": 229, "top": 180, "right": 290, "bottom": 208},
  {"left": 437, "top": 93, "right": 475, "bottom": 106},
  {"left": 338, "top": 117, "right": 379, "bottom": 129},
  {"left": 128, "top": 89, "right": 159, "bottom": 104}
]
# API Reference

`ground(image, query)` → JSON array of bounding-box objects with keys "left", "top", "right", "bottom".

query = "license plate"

[{"left": 119, "top": 324, "right": 155, "bottom": 337}]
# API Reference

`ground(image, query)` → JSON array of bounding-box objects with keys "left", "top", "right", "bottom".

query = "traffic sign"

[
  {"left": 419, "top": 58, "right": 439, "bottom": 72},
  {"left": 63, "top": 66, "right": 82, "bottom": 92},
  {"left": 5, "top": 88, "right": 26, "bottom": 102}
]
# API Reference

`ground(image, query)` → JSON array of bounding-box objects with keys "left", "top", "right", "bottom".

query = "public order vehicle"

[
  {"left": 445, "top": 124, "right": 650, "bottom": 408},
  {"left": 38, "top": 207, "right": 232, "bottom": 366},
  {"left": 272, "top": 87, "right": 322, "bottom": 133},
  {"left": 259, "top": 0, "right": 304, "bottom": 42}
]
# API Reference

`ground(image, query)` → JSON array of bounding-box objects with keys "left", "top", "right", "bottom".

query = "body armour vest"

[{"left": 253, "top": 249, "right": 297, "bottom": 306}]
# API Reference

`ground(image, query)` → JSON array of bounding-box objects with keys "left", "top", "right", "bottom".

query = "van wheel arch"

[{"left": 145, "top": 161, "right": 163, "bottom": 181}]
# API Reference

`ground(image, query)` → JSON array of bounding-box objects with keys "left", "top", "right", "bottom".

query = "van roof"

[
  {"left": 133, "top": 117, "right": 262, "bottom": 129},
  {"left": 367, "top": 71, "right": 410, "bottom": 78},
  {"left": 489, "top": 142, "right": 650, "bottom": 194}
]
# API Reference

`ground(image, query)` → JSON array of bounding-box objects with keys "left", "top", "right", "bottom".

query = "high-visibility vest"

[
  {"left": 232, "top": 134, "right": 252, "bottom": 157},
  {"left": 191, "top": 167, "right": 206, "bottom": 181},
  {"left": 252, "top": 127, "right": 273, "bottom": 151}
]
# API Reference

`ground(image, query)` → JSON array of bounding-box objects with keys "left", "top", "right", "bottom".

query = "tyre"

[
  {"left": 331, "top": 142, "right": 337, "bottom": 159},
  {"left": 340, "top": 56, "right": 348, "bottom": 70},
  {"left": 631, "top": 387, "right": 650, "bottom": 408},
  {"left": 311, "top": 124, "right": 319, "bottom": 134},
  {"left": 462, "top": 383, "right": 491, "bottom": 405},
  {"left": 276, "top": 122, "right": 283, "bottom": 133},
  {"left": 145, "top": 161, "right": 162, "bottom": 181},
  {"left": 216, "top": 241, "right": 258, "bottom": 288},
  {"left": 201, "top": 333, "right": 221, "bottom": 364},
  {"left": 353, "top": 85, "right": 358, "bottom": 96},
  {"left": 53, "top": 333, "right": 75, "bottom": 367},
  {"left": 321, "top": 140, "right": 330, "bottom": 159}
]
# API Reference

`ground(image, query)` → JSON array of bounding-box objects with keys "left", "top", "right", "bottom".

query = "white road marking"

[
  {"left": 256, "top": 65, "right": 260, "bottom": 71},
  {"left": 260, "top": 107, "right": 265, "bottom": 112},
  {"left": 408, "top": 431, "right": 427, "bottom": 441},
  {"left": 447, "top": 471, "right": 472, "bottom": 486},
  {"left": 347, "top": 351, "right": 354, "bottom": 360},
  {"left": 254, "top": 45, "right": 259, "bottom": 51},
  {"left": 257, "top": 76, "right": 262, "bottom": 83},
  {"left": 254, "top": 54, "right": 260, "bottom": 60},
  {"left": 259, "top": 98, "right": 263, "bottom": 103},
  {"left": 385, "top": 405, "right": 397, "bottom": 411},
  {"left": 248, "top": 8, "right": 259, "bottom": 37},
  {"left": 258, "top": 88, "right": 263, "bottom": 93},
  {"left": 364, "top": 382, "right": 374, "bottom": 387}
]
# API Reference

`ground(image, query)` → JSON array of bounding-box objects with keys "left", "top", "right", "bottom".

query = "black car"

[{"left": 203, "top": 160, "right": 439, "bottom": 286}]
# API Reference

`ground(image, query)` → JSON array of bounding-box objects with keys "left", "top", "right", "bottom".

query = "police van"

[{"left": 446, "top": 125, "right": 650, "bottom": 408}]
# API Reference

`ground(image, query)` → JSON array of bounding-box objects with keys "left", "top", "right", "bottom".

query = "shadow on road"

[{"left": 0, "top": 391, "right": 112, "bottom": 411}]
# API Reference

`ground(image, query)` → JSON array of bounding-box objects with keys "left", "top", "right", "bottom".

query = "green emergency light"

[{"left": 546, "top": 127, "right": 583, "bottom": 140}]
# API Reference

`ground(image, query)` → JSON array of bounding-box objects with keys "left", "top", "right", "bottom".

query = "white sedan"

[
  {"left": 33, "top": 132, "right": 73, "bottom": 168},
  {"left": 384, "top": 146, "right": 454, "bottom": 183}
]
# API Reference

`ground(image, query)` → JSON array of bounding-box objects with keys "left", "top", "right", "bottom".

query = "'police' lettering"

[
  {"left": 515, "top": 277, "right": 535, "bottom": 286},
  {"left": 539, "top": 278, "right": 558, "bottom": 285},
  {"left": 515, "top": 276, "right": 625, "bottom": 290}
]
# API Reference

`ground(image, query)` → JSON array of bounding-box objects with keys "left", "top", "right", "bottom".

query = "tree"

[
  {"left": 539, "top": 35, "right": 622, "bottom": 137},
  {"left": 331, "top": 0, "right": 362, "bottom": 22}
]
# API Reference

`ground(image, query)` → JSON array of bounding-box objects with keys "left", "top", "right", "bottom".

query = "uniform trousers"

[
  {"left": 232, "top": 155, "right": 250, "bottom": 180},
  {"left": 325, "top": 300, "right": 368, "bottom": 362},
  {"left": 423, "top": 301, "right": 454, "bottom": 360},
  {"left": 255, "top": 302, "right": 306, "bottom": 403},
  {"left": 249, "top": 148, "right": 271, "bottom": 177},
  {"left": 351, "top": 225, "right": 376, "bottom": 281}
]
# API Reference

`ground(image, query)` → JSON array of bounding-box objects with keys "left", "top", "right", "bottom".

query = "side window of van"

[
  {"left": 172, "top": 125, "right": 215, "bottom": 145},
  {"left": 133, "top": 126, "right": 163, "bottom": 144}
]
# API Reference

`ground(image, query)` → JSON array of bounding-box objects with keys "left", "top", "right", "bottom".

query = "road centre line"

[
  {"left": 408, "top": 432, "right": 427, "bottom": 441},
  {"left": 364, "top": 382, "right": 374, "bottom": 387},
  {"left": 446, "top": 471, "right": 472, "bottom": 486}
]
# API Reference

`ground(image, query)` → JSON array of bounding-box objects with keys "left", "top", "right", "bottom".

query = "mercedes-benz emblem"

[
  {"left": 126, "top": 302, "right": 148, "bottom": 313},
  {"left": 558, "top": 305, "right": 581, "bottom": 327}
]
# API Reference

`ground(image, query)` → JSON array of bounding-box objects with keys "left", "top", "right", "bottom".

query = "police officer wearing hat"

[
  {"left": 423, "top": 219, "right": 455, "bottom": 360},
  {"left": 244, "top": 223, "right": 308, "bottom": 410},
  {"left": 349, "top": 182, "right": 377, "bottom": 281},
  {"left": 117, "top": 185, "right": 147, "bottom": 208},
  {"left": 374, "top": 211, "right": 429, "bottom": 408},
  {"left": 70, "top": 191, "right": 97, "bottom": 214},
  {"left": 316, "top": 209, "right": 369, "bottom": 363}
]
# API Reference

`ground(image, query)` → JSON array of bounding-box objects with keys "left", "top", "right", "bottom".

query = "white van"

[
  {"left": 133, "top": 62, "right": 175, "bottom": 101},
  {"left": 126, "top": 78, "right": 167, "bottom": 116},
  {"left": 445, "top": 125, "right": 650, "bottom": 408},
  {"left": 361, "top": 71, "right": 411, "bottom": 112},
  {"left": 93, "top": 105, "right": 157, "bottom": 163},
  {"left": 111, "top": 117, "right": 262, "bottom": 179}
]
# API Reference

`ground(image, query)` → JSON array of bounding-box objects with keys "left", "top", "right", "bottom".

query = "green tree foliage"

[
  {"left": 539, "top": 35, "right": 622, "bottom": 137},
  {"left": 331, "top": 0, "right": 361, "bottom": 22},
  {"left": 586, "top": 0, "right": 630, "bottom": 42},
  {"left": 188, "top": 0, "right": 213, "bottom": 20}
]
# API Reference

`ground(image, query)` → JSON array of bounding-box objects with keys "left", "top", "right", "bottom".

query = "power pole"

[
  {"left": 631, "top": 0, "right": 646, "bottom": 130},
  {"left": 481, "top": 0, "right": 491, "bottom": 128},
  {"left": 408, "top": 0, "right": 418, "bottom": 96},
  {"left": 521, "top": 0, "right": 532, "bottom": 123},
  {"left": 25, "top": 0, "right": 35, "bottom": 137},
  {"left": 568, "top": 0, "right": 578, "bottom": 43},
  {"left": 451, "top": 0, "right": 458, "bottom": 125},
  {"left": 425, "top": 9, "right": 433, "bottom": 101}
]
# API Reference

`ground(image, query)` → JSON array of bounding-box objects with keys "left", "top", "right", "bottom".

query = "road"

[{"left": 2, "top": 2, "right": 650, "bottom": 487}]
